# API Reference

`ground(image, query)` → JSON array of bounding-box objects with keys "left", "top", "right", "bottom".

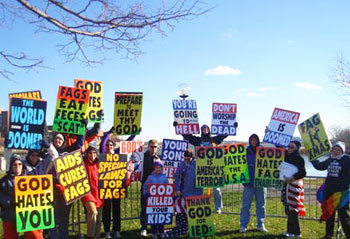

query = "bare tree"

[
  {"left": 328, "top": 125, "right": 350, "bottom": 153},
  {"left": 0, "top": 0, "right": 210, "bottom": 80},
  {"left": 330, "top": 52, "right": 350, "bottom": 107}
]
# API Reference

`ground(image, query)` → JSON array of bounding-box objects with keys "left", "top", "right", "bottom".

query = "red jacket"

[{"left": 81, "top": 158, "right": 104, "bottom": 208}]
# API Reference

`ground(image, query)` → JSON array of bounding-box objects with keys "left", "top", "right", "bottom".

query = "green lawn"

[{"left": 0, "top": 173, "right": 333, "bottom": 238}]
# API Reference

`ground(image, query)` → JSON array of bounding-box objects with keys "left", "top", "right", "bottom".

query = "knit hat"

[
  {"left": 184, "top": 149, "right": 193, "bottom": 158},
  {"left": 333, "top": 141, "right": 346, "bottom": 154},
  {"left": 290, "top": 140, "right": 301, "bottom": 150},
  {"left": 10, "top": 154, "right": 22, "bottom": 165},
  {"left": 86, "top": 145, "right": 97, "bottom": 154},
  {"left": 54, "top": 133, "right": 65, "bottom": 142},
  {"left": 153, "top": 160, "right": 163, "bottom": 168}
]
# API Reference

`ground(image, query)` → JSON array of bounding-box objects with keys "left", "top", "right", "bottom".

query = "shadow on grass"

[{"left": 215, "top": 229, "right": 286, "bottom": 238}]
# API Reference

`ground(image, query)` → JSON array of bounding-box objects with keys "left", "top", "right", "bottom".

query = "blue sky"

[{"left": 1, "top": 0, "right": 350, "bottom": 143}]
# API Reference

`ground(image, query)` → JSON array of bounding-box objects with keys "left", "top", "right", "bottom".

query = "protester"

[
  {"left": 81, "top": 146, "right": 104, "bottom": 239},
  {"left": 100, "top": 126, "right": 136, "bottom": 239},
  {"left": 312, "top": 141, "right": 350, "bottom": 239},
  {"left": 164, "top": 149, "right": 203, "bottom": 238},
  {"left": 0, "top": 154, "right": 43, "bottom": 239},
  {"left": 140, "top": 139, "right": 160, "bottom": 237},
  {"left": 280, "top": 140, "right": 306, "bottom": 238},
  {"left": 240, "top": 134, "right": 268, "bottom": 233},
  {"left": 174, "top": 123, "right": 232, "bottom": 214},
  {"left": 143, "top": 160, "right": 169, "bottom": 239}
]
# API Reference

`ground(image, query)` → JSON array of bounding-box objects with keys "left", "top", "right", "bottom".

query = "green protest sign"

[
  {"left": 186, "top": 195, "right": 215, "bottom": 238},
  {"left": 298, "top": 113, "right": 331, "bottom": 161},
  {"left": 15, "top": 175, "right": 54, "bottom": 232},
  {"left": 195, "top": 146, "right": 225, "bottom": 188},
  {"left": 254, "top": 147, "right": 284, "bottom": 189},
  {"left": 223, "top": 143, "right": 249, "bottom": 185}
]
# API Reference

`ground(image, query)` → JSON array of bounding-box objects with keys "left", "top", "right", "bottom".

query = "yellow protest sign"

[
  {"left": 113, "top": 92, "right": 143, "bottom": 135},
  {"left": 74, "top": 79, "right": 103, "bottom": 123},
  {"left": 254, "top": 147, "right": 284, "bottom": 189},
  {"left": 15, "top": 175, "right": 54, "bottom": 232},
  {"left": 298, "top": 113, "right": 331, "bottom": 161},
  {"left": 54, "top": 150, "right": 91, "bottom": 204}
]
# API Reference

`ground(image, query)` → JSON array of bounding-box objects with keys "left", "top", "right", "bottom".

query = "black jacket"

[
  {"left": 285, "top": 151, "right": 306, "bottom": 180},
  {"left": 141, "top": 151, "right": 160, "bottom": 186}
]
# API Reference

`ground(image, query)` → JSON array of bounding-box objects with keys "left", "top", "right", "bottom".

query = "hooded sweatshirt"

[
  {"left": 182, "top": 124, "right": 228, "bottom": 147},
  {"left": 244, "top": 134, "right": 260, "bottom": 187}
]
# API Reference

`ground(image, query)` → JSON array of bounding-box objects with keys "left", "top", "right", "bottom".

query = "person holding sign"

[
  {"left": 140, "top": 140, "right": 160, "bottom": 237},
  {"left": 143, "top": 160, "right": 169, "bottom": 239},
  {"left": 81, "top": 146, "right": 104, "bottom": 239},
  {"left": 312, "top": 142, "right": 350, "bottom": 239},
  {"left": 240, "top": 134, "right": 268, "bottom": 233},
  {"left": 280, "top": 141, "right": 306, "bottom": 238},
  {"left": 0, "top": 154, "right": 43, "bottom": 239},
  {"left": 164, "top": 149, "right": 203, "bottom": 238},
  {"left": 99, "top": 126, "right": 136, "bottom": 239}
]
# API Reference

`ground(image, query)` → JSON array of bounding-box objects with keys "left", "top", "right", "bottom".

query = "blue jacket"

[
  {"left": 174, "top": 160, "right": 203, "bottom": 197},
  {"left": 143, "top": 172, "right": 169, "bottom": 195}
]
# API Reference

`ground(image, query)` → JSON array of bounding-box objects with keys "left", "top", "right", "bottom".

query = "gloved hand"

[
  {"left": 40, "top": 139, "right": 51, "bottom": 148},
  {"left": 109, "top": 126, "right": 115, "bottom": 134},
  {"left": 55, "top": 183, "right": 65, "bottom": 193},
  {"left": 234, "top": 122, "right": 238, "bottom": 128},
  {"left": 173, "top": 121, "right": 178, "bottom": 127},
  {"left": 80, "top": 118, "right": 88, "bottom": 127}
]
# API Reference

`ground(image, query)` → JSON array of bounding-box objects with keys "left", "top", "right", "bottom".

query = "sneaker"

[
  {"left": 216, "top": 209, "right": 222, "bottom": 214},
  {"left": 153, "top": 233, "right": 158, "bottom": 239},
  {"left": 140, "top": 229, "right": 147, "bottom": 237},
  {"left": 257, "top": 225, "right": 268, "bottom": 233},
  {"left": 114, "top": 231, "right": 121, "bottom": 239},
  {"left": 105, "top": 231, "right": 112, "bottom": 239},
  {"left": 240, "top": 227, "right": 247, "bottom": 233},
  {"left": 159, "top": 232, "right": 165, "bottom": 238}
]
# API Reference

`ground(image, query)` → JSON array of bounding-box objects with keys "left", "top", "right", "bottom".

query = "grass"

[{"left": 0, "top": 171, "right": 332, "bottom": 238}]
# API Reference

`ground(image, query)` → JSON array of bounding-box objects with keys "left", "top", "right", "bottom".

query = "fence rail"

[{"left": 69, "top": 176, "right": 325, "bottom": 236}]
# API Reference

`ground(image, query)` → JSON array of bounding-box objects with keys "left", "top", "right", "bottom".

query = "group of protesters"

[{"left": 1, "top": 118, "right": 350, "bottom": 239}]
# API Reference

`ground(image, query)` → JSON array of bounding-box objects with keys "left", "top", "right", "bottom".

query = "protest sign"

[
  {"left": 53, "top": 86, "right": 90, "bottom": 135},
  {"left": 15, "top": 175, "right": 54, "bottom": 232},
  {"left": 119, "top": 140, "right": 143, "bottom": 155},
  {"left": 74, "top": 79, "right": 103, "bottom": 123},
  {"left": 146, "top": 184, "right": 174, "bottom": 225},
  {"left": 222, "top": 143, "right": 249, "bottom": 185},
  {"left": 173, "top": 99, "right": 199, "bottom": 135},
  {"left": 9, "top": 90, "right": 42, "bottom": 100},
  {"left": 186, "top": 195, "right": 215, "bottom": 238},
  {"left": 161, "top": 139, "right": 189, "bottom": 178},
  {"left": 54, "top": 150, "right": 91, "bottom": 204},
  {"left": 7, "top": 98, "right": 47, "bottom": 150},
  {"left": 130, "top": 150, "right": 144, "bottom": 182},
  {"left": 114, "top": 92, "right": 143, "bottom": 135},
  {"left": 211, "top": 103, "right": 237, "bottom": 135},
  {"left": 263, "top": 107, "right": 300, "bottom": 147},
  {"left": 254, "top": 147, "right": 284, "bottom": 189},
  {"left": 195, "top": 146, "right": 225, "bottom": 188},
  {"left": 98, "top": 153, "right": 128, "bottom": 199},
  {"left": 298, "top": 113, "right": 331, "bottom": 161}
]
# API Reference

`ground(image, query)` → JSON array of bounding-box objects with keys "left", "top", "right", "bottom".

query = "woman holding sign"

[
  {"left": 280, "top": 141, "right": 306, "bottom": 239},
  {"left": 312, "top": 142, "right": 350, "bottom": 239},
  {"left": 0, "top": 154, "right": 43, "bottom": 239},
  {"left": 82, "top": 146, "right": 104, "bottom": 239}
]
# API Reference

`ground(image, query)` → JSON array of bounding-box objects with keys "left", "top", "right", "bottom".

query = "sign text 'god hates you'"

[
  {"left": 263, "top": 107, "right": 300, "bottom": 147},
  {"left": 15, "top": 175, "right": 54, "bottom": 232},
  {"left": 173, "top": 99, "right": 200, "bottom": 135},
  {"left": 114, "top": 92, "right": 143, "bottom": 135},
  {"left": 7, "top": 98, "right": 47, "bottom": 150}
]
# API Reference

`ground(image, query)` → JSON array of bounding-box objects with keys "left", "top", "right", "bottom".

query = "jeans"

[
  {"left": 240, "top": 185, "right": 266, "bottom": 228},
  {"left": 213, "top": 188, "right": 223, "bottom": 211},
  {"left": 49, "top": 189, "right": 72, "bottom": 239}
]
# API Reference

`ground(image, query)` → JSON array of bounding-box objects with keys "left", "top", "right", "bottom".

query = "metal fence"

[{"left": 68, "top": 176, "right": 325, "bottom": 236}]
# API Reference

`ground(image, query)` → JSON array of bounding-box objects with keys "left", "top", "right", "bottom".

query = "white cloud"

[
  {"left": 259, "top": 87, "right": 272, "bottom": 92},
  {"left": 247, "top": 91, "right": 263, "bottom": 97},
  {"left": 204, "top": 66, "right": 242, "bottom": 76},
  {"left": 234, "top": 88, "right": 248, "bottom": 96},
  {"left": 294, "top": 82, "right": 322, "bottom": 90}
]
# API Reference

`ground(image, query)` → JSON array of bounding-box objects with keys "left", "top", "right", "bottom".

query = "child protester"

[{"left": 143, "top": 160, "right": 169, "bottom": 239}]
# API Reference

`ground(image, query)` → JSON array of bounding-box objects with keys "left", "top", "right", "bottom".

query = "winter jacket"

[
  {"left": 243, "top": 134, "right": 260, "bottom": 187},
  {"left": 0, "top": 159, "right": 26, "bottom": 222},
  {"left": 182, "top": 125, "right": 227, "bottom": 147},
  {"left": 141, "top": 151, "right": 160, "bottom": 185},
  {"left": 174, "top": 160, "right": 203, "bottom": 197},
  {"left": 312, "top": 154, "right": 350, "bottom": 198},
  {"left": 284, "top": 151, "right": 306, "bottom": 180},
  {"left": 143, "top": 172, "right": 169, "bottom": 195},
  {"left": 25, "top": 144, "right": 59, "bottom": 175},
  {"left": 81, "top": 158, "right": 103, "bottom": 208}
]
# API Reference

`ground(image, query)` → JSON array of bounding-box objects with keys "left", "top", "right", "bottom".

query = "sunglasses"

[{"left": 150, "top": 146, "right": 158, "bottom": 148}]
